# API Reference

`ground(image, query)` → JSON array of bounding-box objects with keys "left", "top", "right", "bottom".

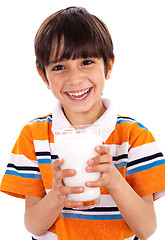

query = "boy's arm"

[
  {"left": 24, "top": 191, "right": 63, "bottom": 236},
  {"left": 107, "top": 178, "right": 156, "bottom": 240},
  {"left": 24, "top": 159, "right": 84, "bottom": 236},
  {"left": 86, "top": 145, "right": 157, "bottom": 240}
]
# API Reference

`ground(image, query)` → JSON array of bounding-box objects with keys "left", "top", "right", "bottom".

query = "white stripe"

[
  {"left": 102, "top": 142, "right": 130, "bottom": 157},
  {"left": 118, "top": 117, "right": 135, "bottom": 123},
  {"left": 50, "top": 143, "right": 57, "bottom": 155},
  {"left": 46, "top": 189, "right": 51, "bottom": 194},
  {"left": 124, "top": 236, "right": 135, "bottom": 240},
  {"left": 8, "top": 154, "right": 41, "bottom": 176},
  {"left": 7, "top": 167, "right": 41, "bottom": 175},
  {"left": 33, "top": 231, "right": 57, "bottom": 240},
  {"left": 128, "top": 141, "right": 160, "bottom": 163},
  {"left": 62, "top": 208, "right": 119, "bottom": 216},
  {"left": 10, "top": 153, "right": 38, "bottom": 167},
  {"left": 34, "top": 141, "right": 58, "bottom": 158},
  {"left": 34, "top": 140, "right": 50, "bottom": 152},
  {"left": 154, "top": 189, "right": 165, "bottom": 200},
  {"left": 37, "top": 155, "right": 51, "bottom": 159},
  {"left": 99, "top": 194, "right": 117, "bottom": 207}
]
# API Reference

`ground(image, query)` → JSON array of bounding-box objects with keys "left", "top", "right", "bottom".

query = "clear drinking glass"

[{"left": 54, "top": 124, "right": 102, "bottom": 210}]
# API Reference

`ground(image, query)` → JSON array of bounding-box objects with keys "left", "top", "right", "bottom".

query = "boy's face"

[{"left": 43, "top": 57, "right": 112, "bottom": 122}]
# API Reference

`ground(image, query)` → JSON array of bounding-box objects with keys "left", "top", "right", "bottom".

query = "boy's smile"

[
  {"left": 43, "top": 57, "right": 112, "bottom": 124},
  {"left": 64, "top": 87, "right": 93, "bottom": 101}
]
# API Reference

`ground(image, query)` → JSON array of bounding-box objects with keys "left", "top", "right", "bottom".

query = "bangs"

[
  {"left": 49, "top": 19, "right": 103, "bottom": 63},
  {"left": 35, "top": 7, "right": 114, "bottom": 74}
]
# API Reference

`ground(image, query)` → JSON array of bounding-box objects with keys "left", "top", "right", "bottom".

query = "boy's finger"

[
  {"left": 85, "top": 178, "right": 103, "bottom": 188},
  {"left": 51, "top": 158, "right": 64, "bottom": 170},
  {"left": 95, "top": 145, "right": 110, "bottom": 154},
  {"left": 86, "top": 163, "right": 111, "bottom": 173},
  {"left": 87, "top": 153, "right": 112, "bottom": 166},
  {"left": 59, "top": 186, "right": 84, "bottom": 195},
  {"left": 55, "top": 168, "right": 76, "bottom": 180}
]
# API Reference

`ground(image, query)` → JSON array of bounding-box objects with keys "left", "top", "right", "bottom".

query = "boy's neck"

[{"left": 62, "top": 101, "right": 106, "bottom": 126}]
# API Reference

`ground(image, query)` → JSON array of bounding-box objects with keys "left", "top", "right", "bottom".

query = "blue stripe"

[
  {"left": 117, "top": 119, "right": 148, "bottom": 130},
  {"left": 126, "top": 159, "right": 165, "bottom": 176},
  {"left": 61, "top": 212, "right": 123, "bottom": 220},
  {"left": 117, "top": 119, "right": 133, "bottom": 124},
  {"left": 114, "top": 161, "right": 127, "bottom": 169},
  {"left": 37, "top": 158, "right": 51, "bottom": 164},
  {"left": 5, "top": 170, "right": 42, "bottom": 179},
  {"left": 136, "top": 122, "right": 148, "bottom": 130},
  {"left": 30, "top": 116, "right": 52, "bottom": 124}
]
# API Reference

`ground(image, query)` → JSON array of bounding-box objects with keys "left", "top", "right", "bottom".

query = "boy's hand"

[
  {"left": 86, "top": 145, "right": 120, "bottom": 190},
  {"left": 51, "top": 159, "right": 84, "bottom": 209}
]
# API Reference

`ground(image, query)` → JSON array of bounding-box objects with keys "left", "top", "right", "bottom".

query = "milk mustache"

[{"left": 54, "top": 125, "right": 102, "bottom": 208}]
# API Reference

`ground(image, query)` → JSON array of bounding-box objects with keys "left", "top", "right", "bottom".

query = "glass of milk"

[{"left": 54, "top": 124, "right": 102, "bottom": 210}]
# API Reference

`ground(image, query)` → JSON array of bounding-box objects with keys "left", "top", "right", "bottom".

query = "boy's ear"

[
  {"left": 37, "top": 68, "right": 50, "bottom": 89},
  {"left": 105, "top": 58, "right": 114, "bottom": 80}
]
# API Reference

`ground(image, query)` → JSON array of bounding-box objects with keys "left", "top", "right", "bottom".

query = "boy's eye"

[
  {"left": 53, "top": 65, "right": 65, "bottom": 71},
  {"left": 82, "top": 60, "right": 93, "bottom": 66}
]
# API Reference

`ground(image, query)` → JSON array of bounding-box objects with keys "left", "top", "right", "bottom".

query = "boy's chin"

[{"left": 63, "top": 102, "right": 94, "bottom": 115}]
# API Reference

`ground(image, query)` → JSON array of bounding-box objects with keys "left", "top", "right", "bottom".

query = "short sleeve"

[
  {"left": 0, "top": 124, "right": 46, "bottom": 199},
  {"left": 126, "top": 127, "right": 165, "bottom": 200}
]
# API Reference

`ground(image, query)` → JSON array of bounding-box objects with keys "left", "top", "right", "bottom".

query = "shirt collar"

[{"left": 52, "top": 98, "right": 117, "bottom": 143}]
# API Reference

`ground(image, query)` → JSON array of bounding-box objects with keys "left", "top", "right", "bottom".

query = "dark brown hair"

[{"left": 35, "top": 7, "right": 114, "bottom": 79}]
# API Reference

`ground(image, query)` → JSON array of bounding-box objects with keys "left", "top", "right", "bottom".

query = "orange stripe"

[
  {"left": 12, "top": 126, "right": 37, "bottom": 160},
  {"left": 0, "top": 174, "right": 45, "bottom": 198},
  {"left": 59, "top": 218, "right": 125, "bottom": 239},
  {"left": 127, "top": 164, "right": 165, "bottom": 197},
  {"left": 39, "top": 164, "right": 53, "bottom": 189},
  {"left": 28, "top": 116, "right": 54, "bottom": 142},
  {"left": 105, "top": 121, "right": 155, "bottom": 148}
]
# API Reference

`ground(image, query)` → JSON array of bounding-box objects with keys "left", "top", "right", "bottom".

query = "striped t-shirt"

[{"left": 1, "top": 98, "right": 165, "bottom": 240}]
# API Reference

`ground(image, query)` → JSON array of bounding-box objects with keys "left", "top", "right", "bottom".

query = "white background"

[{"left": 0, "top": 0, "right": 165, "bottom": 239}]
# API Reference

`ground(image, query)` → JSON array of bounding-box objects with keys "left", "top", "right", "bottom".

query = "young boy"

[{"left": 0, "top": 6, "right": 165, "bottom": 240}]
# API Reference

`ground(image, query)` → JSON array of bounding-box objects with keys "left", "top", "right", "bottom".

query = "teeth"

[
  {"left": 66, "top": 88, "right": 91, "bottom": 100},
  {"left": 67, "top": 88, "right": 90, "bottom": 97}
]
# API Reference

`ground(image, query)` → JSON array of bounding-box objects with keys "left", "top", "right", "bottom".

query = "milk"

[{"left": 54, "top": 125, "right": 102, "bottom": 203}]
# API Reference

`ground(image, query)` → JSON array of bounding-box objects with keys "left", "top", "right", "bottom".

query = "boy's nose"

[{"left": 67, "top": 68, "right": 84, "bottom": 85}]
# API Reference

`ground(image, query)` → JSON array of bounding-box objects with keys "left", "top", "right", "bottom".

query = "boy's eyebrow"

[
  {"left": 48, "top": 60, "right": 61, "bottom": 65},
  {"left": 48, "top": 57, "right": 67, "bottom": 65}
]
